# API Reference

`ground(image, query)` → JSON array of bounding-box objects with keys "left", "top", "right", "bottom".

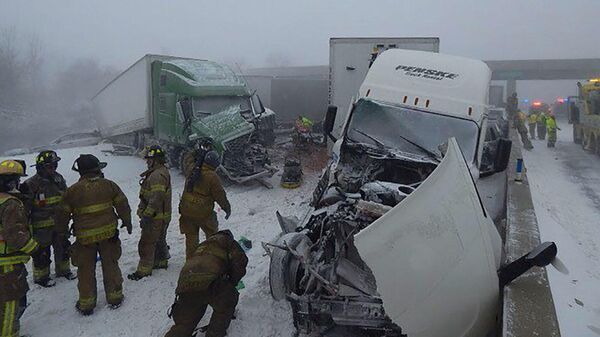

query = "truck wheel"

[{"left": 269, "top": 233, "right": 312, "bottom": 301}]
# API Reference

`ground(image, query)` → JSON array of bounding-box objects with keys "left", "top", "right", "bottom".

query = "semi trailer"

[{"left": 92, "top": 54, "right": 276, "bottom": 183}]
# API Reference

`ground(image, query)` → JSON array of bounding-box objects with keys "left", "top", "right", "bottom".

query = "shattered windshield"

[
  {"left": 192, "top": 96, "right": 252, "bottom": 119},
  {"left": 346, "top": 99, "right": 479, "bottom": 162}
]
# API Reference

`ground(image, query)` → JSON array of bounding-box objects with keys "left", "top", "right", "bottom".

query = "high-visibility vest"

[
  {"left": 528, "top": 114, "right": 538, "bottom": 124},
  {"left": 546, "top": 118, "right": 557, "bottom": 130},
  {"left": 0, "top": 193, "right": 37, "bottom": 266}
]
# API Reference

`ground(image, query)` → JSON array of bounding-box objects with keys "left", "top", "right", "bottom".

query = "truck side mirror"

[
  {"left": 498, "top": 242, "right": 557, "bottom": 288},
  {"left": 324, "top": 106, "right": 338, "bottom": 142},
  {"left": 493, "top": 139, "right": 512, "bottom": 173}
]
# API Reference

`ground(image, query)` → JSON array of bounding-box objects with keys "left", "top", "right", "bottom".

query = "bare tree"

[
  {"left": 222, "top": 56, "right": 251, "bottom": 73},
  {"left": 0, "top": 26, "right": 22, "bottom": 107}
]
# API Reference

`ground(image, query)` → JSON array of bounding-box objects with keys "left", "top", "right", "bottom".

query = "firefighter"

[
  {"left": 164, "top": 230, "right": 248, "bottom": 337},
  {"left": 0, "top": 160, "right": 39, "bottom": 337},
  {"left": 546, "top": 114, "right": 560, "bottom": 148},
  {"left": 527, "top": 112, "right": 538, "bottom": 140},
  {"left": 128, "top": 145, "right": 171, "bottom": 281},
  {"left": 179, "top": 151, "right": 231, "bottom": 259},
  {"left": 516, "top": 110, "right": 533, "bottom": 150},
  {"left": 537, "top": 111, "right": 547, "bottom": 140},
  {"left": 57, "top": 154, "right": 132, "bottom": 315},
  {"left": 295, "top": 115, "right": 314, "bottom": 132},
  {"left": 22, "top": 151, "right": 75, "bottom": 287}
]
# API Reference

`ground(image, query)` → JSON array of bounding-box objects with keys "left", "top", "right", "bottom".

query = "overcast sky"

[{"left": 2, "top": 0, "right": 599, "bottom": 101}]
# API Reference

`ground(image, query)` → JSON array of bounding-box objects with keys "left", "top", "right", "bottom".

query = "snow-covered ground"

[
  {"left": 522, "top": 125, "right": 600, "bottom": 336},
  {"left": 1, "top": 144, "right": 321, "bottom": 336}
]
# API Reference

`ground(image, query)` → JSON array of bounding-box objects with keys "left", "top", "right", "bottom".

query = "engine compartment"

[{"left": 269, "top": 143, "right": 437, "bottom": 336}]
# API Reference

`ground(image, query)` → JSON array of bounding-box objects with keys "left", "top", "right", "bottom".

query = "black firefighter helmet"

[
  {"left": 144, "top": 145, "right": 166, "bottom": 159},
  {"left": 71, "top": 154, "right": 107, "bottom": 174},
  {"left": 34, "top": 150, "right": 61, "bottom": 168}
]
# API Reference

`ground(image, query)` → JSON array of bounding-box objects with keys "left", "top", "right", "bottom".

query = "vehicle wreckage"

[{"left": 266, "top": 50, "right": 556, "bottom": 337}]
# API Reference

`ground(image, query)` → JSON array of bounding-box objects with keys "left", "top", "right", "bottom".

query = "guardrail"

[{"left": 502, "top": 126, "right": 561, "bottom": 336}]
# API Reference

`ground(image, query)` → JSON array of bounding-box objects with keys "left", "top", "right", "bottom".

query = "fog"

[{"left": 1, "top": 0, "right": 599, "bottom": 151}]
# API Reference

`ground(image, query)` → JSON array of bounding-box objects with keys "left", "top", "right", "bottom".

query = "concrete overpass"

[
  {"left": 485, "top": 58, "right": 600, "bottom": 97},
  {"left": 244, "top": 58, "right": 600, "bottom": 119}
]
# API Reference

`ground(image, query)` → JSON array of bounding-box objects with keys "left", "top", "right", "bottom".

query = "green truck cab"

[{"left": 93, "top": 55, "right": 276, "bottom": 183}]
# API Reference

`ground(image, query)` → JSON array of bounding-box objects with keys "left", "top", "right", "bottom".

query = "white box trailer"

[
  {"left": 329, "top": 37, "right": 440, "bottom": 138},
  {"left": 92, "top": 54, "right": 194, "bottom": 138}
]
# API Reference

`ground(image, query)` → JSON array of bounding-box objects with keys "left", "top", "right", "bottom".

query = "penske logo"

[{"left": 395, "top": 65, "right": 460, "bottom": 81}]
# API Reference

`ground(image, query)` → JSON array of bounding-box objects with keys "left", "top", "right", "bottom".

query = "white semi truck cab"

[
  {"left": 327, "top": 49, "right": 511, "bottom": 179},
  {"left": 269, "top": 49, "right": 556, "bottom": 337}
]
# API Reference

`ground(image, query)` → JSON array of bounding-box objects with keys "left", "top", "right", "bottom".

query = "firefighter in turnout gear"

[
  {"left": 22, "top": 151, "right": 75, "bottom": 288},
  {"left": 0, "top": 160, "right": 39, "bottom": 337},
  {"left": 528, "top": 112, "right": 538, "bottom": 140},
  {"left": 128, "top": 145, "right": 172, "bottom": 281},
  {"left": 537, "top": 111, "right": 548, "bottom": 140},
  {"left": 546, "top": 114, "right": 560, "bottom": 148},
  {"left": 165, "top": 230, "right": 248, "bottom": 337},
  {"left": 179, "top": 151, "right": 231, "bottom": 258},
  {"left": 516, "top": 110, "right": 533, "bottom": 150},
  {"left": 57, "top": 154, "right": 132, "bottom": 316}
]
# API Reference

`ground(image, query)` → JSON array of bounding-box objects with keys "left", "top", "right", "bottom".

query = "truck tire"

[{"left": 269, "top": 232, "right": 312, "bottom": 301}]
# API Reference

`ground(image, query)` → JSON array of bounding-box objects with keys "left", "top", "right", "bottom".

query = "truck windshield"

[
  {"left": 346, "top": 99, "right": 480, "bottom": 162},
  {"left": 192, "top": 96, "right": 252, "bottom": 118}
]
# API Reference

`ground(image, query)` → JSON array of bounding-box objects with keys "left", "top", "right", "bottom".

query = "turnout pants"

[
  {"left": 548, "top": 129, "right": 557, "bottom": 147},
  {"left": 165, "top": 281, "right": 239, "bottom": 337},
  {"left": 179, "top": 213, "right": 218, "bottom": 259},
  {"left": 0, "top": 264, "right": 28, "bottom": 337},
  {"left": 71, "top": 236, "right": 123, "bottom": 311},
  {"left": 32, "top": 229, "right": 71, "bottom": 281},
  {"left": 537, "top": 124, "right": 547, "bottom": 140},
  {"left": 154, "top": 220, "right": 170, "bottom": 269},
  {"left": 528, "top": 124, "right": 536, "bottom": 139},
  {"left": 136, "top": 220, "right": 168, "bottom": 275}
]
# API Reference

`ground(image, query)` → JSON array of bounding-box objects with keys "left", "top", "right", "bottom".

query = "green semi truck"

[{"left": 92, "top": 54, "right": 276, "bottom": 183}]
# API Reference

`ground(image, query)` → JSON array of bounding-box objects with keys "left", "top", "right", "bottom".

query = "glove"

[
  {"left": 140, "top": 216, "right": 153, "bottom": 230},
  {"left": 225, "top": 210, "right": 231, "bottom": 220},
  {"left": 121, "top": 220, "right": 133, "bottom": 235}
]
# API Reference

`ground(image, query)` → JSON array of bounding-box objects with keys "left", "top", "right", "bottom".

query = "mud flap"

[{"left": 355, "top": 138, "right": 502, "bottom": 337}]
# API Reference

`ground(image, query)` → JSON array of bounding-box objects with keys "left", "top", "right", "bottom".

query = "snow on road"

[
  {"left": 2, "top": 144, "right": 319, "bottom": 337},
  {"left": 522, "top": 125, "right": 600, "bottom": 336}
]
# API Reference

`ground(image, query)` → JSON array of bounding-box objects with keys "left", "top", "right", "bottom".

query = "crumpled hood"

[
  {"left": 191, "top": 106, "right": 255, "bottom": 151},
  {"left": 354, "top": 137, "right": 501, "bottom": 337}
]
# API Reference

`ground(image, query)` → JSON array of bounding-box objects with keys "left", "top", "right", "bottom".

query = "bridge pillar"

[{"left": 506, "top": 79, "right": 517, "bottom": 97}]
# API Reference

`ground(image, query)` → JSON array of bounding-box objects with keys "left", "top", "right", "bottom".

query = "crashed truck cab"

[{"left": 268, "top": 50, "right": 549, "bottom": 337}]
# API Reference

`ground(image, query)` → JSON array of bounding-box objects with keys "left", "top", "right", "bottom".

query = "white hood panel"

[{"left": 355, "top": 138, "right": 500, "bottom": 337}]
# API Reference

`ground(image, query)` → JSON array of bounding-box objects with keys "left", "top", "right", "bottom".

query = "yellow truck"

[{"left": 570, "top": 79, "right": 600, "bottom": 152}]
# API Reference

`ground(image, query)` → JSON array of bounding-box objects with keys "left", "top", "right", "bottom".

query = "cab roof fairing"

[
  {"left": 359, "top": 49, "right": 492, "bottom": 123},
  {"left": 161, "top": 59, "right": 251, "bottom": 96}
]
